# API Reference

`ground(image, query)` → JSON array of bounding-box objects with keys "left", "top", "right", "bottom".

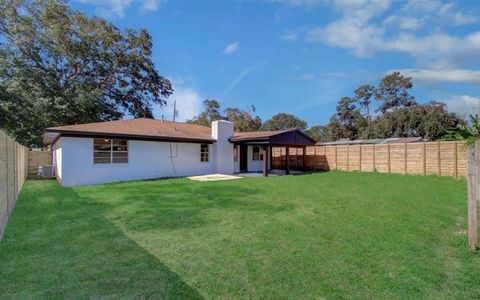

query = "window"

[
  {"left": 94, "top": 139, "right": 128, "bottom": 164},
  {"left": 252, "top": 146, "right": 263, "bottom": 161},
  {"left": 200, "top": 144, "right": 209, "bottom": 162},
  {"left": 234, "top": 145, "right": 238, "bottom": 162}
]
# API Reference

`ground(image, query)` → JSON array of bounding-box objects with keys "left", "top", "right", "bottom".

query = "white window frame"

[{"left": 93, "top": 139, "right": 128, "bottom": 164}]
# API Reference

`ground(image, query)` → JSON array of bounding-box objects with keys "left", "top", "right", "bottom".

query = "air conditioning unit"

[{"left": 38, "top": 165, "right": 55, "bottom": 178}]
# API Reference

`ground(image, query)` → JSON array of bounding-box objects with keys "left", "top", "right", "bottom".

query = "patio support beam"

[
  {"left": 285, "top": 146, "right": 290, "bottom": 175},
  {"left": 263, "top": 145, "right": 269, "bottom": 177}
]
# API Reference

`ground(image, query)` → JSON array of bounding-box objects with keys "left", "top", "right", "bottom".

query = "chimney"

[
  {"left": 211, "top": 120, "right": 234, "bottom": 174},
  {"left": 211, "top": 120, "right": 234, "bottom": 141}
]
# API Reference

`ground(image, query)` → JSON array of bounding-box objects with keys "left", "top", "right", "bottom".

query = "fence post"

[
  {"left": 387, "top": 144, "right": 391, "bottom": 173},
  {"left": 334, "top": 146, "right": 338, "bottom": 170},
  {"left": 467, "top": 141, "right": 479, "bottom": 249},
  {"left": 454, "top": 141, "right": 458, "bottom": 179},
  {"left": 359, "top": 146, "right": 362, "bottom": 172},
  {"left": 438, "top": 141, "right": 441, "bottom": 176},
  {"left": 404, "top": 143, "right": 408, "bottom": 174},
  {"left": 346, "top": 145, "right": 350, "bottom": 171},
  {"left": 423, "top": 143, "right": 427, "bottom": 176},
  {"left": 373, "top": 145, "right": 376, "bottom": 172}
]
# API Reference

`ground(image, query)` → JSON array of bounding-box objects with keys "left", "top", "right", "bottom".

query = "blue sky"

[{"left": 71, "top": 0, "right": 480, "bottom": 127}]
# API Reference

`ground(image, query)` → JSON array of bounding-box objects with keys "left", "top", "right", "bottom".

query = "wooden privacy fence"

[
  {"left": 28, "top": 149, "right": 52, "bottom": 177},
  {"left": 272, "top": 141, "right": 467, "bottom": 178},
  {"left": 0, "top": 130, "right": 28, "bottom": 239}
]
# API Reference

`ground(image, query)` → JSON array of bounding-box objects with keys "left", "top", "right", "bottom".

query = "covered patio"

[{"left": 230, "top": 129, "right": 316, "bottom": 176}]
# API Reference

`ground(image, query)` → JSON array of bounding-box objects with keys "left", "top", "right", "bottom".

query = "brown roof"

[
  {"left": 230, "top": 130, "right": 292, "bottom": 141},
  {"left": 44, "top": 118, "right": 215, "bottom": 144}
]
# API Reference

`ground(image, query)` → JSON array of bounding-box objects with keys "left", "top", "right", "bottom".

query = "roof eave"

[{"left": 43, "top": 129, "right": 215, "bottom": 145}]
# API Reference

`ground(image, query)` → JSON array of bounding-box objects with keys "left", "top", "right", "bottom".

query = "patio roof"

[{"left": 230, "top": 129, "right": 316, "bottom": 146}]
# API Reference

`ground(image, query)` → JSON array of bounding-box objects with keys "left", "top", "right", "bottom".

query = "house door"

[{"left": 240, "top": 145, "right": 248, "bottom": 172}]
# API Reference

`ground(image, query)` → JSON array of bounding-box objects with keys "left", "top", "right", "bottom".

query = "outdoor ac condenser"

[{"left": 38, "top": 165, "right": 55, "bottom": 178}]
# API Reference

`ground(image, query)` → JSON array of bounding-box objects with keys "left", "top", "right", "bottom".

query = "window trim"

[
  {"left": 93, "top": 138, "right": 129, "bottom": 164},
  {"left": 200, "top": 143, "right": 209, "bottom": 162},
  {"left": 252, "top": 146, "right": 263, "bottom": 161}
]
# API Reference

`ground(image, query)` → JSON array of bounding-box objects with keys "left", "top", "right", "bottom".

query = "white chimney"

[{"left": 211, "top": 120, "right": 234, "bottom": 174}]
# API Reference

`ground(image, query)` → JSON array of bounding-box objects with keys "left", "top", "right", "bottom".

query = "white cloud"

[
  {"left": 281, "top": 31, "right": 298, "bottom": 42},
  {"left": 153, "top": 79, "right": 202, "bottom": 121},
  {"left": 452, "top": 12, "right": 477, "bottom": 26},
  {"left": 307, "top": 18, "right": 384, "bottom": 57},
  {"left": 392, "top": 69, "right": 480, "bottom": 84},
  {"left": 305, "top": 0, "right": 480, "bottom": 67},
  {"left": 442, "top": 95, "right": 480, "bottom": 116},
  {"left": 299, "top": 73, "right": 315, "bottom": 80},
  {"left": 224, "top": 60, "right": 269, "bottom": 94},
  {"left": 75, "top": 0, "right": 165, "bottom": 17},
  {"left": 223, "top": 42, "right": 239, "bottom": 55}
]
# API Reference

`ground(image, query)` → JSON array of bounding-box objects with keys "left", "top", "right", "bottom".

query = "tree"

[
  {"left": 224, "top": 105, "right": 262, "bottom": 132},
  {"left": 443, "top": 114, "right": 480, "bottom": 146},
  {"left": 375, "top": 72, "right": 416, "bottom": 113},
  {"left": 353, "top": 84, "right": 375, "bottom": 123},
  {"left": 363, "top": 102, "right": 464, "bottom": 141},
  {"left": 187, "top": 99, "right": 223, "bottom": 127},
  {"left": 260, "top": 113, "right": 307, "bottom": 131},
  {"left": 335, "top": 97, "right": 367, "bottom": 140},
  {"left": 0, "top": 0, "right": 172, "bottom": 146}
]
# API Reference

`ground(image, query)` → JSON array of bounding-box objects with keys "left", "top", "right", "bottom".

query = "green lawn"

[{"left": 1, "top": 171, "right": 479, "bottom": 299}]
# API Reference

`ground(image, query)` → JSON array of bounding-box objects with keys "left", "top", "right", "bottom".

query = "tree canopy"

[
  {"left": 188, "top": 99, "right": 262, "bottom": 132},
  {"left": 260, "top": 113, "right": 307, "bottom": 131},
  {"left": 309, "top": 72, "right": 464, "bottom": 142},
  {"left": 0, "top": 0, "right": 172, "bottom": 146}
]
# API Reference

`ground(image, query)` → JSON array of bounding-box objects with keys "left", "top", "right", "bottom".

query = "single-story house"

[{"left": 43, "top": 118, "right": 315, "bottom": 186}]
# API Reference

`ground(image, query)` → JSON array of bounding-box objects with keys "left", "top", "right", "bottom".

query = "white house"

[{"left": 43, "top": 118, "right": 315, "bottom": 186}]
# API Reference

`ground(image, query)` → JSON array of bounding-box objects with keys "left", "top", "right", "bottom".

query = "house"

[{"left": 43, "top": 118, "right": 315, "bottom": 186}]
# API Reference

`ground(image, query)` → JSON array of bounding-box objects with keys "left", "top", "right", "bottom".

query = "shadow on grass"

[{"left": 0, "top": 181, "right": 204, "bottom": 299}]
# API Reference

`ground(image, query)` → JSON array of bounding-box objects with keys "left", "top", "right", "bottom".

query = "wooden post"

[
  {"left": 373, "top": 145, "right": 376, "bottom": 172},
  {"left": 303, "top": 147, "right": 306, "bottom": 171},
  {"left": 423, "top": 142, "right": 427, "bottom": 176},
  {"left": 285, "top": 146, "right": 290, "bottom": 175},
  {"left": 263, "top": 145, "right": 268, "bottom": 177},
  {"left": 467, "top": 141, "right": 478, "bottom": 249},
  {"left": 404, "top": 143, "right": 408, "bottom": 174},
  {"left": 346, "top": 145, "right": 350, "bottom": 171},
  {"left": 437, "top": 141, "right": 441, "bottom": 176},
  {"left": 454, "top": 141, "right": 458, "bottom": 179},
  {"left": 387, "top": 144, "right": 391, "bottom": 173},
  {"left": 313, "top": 146, "right": 316, "bottom": 170},
  {"left": 334, "top": 146, "right": 338, "bottom": 170},
  {"left": 359, "top": 146, "right": 362, "bottom": 172}
]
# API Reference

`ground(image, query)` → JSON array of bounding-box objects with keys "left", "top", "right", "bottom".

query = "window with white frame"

[
  {"left": 252, "top": 146, "right": 263, "bottom": 161},
  {"left": 234, "top": 145, "right": 238, "bottom": 161},
  {"left": 200, "top": 144, "right": 209, "bottom": 162},
  {"left": 93, "top": 139, "right": 128, "bottom": 164}
]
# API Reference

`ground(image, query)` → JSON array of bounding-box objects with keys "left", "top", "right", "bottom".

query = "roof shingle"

[{"left": 44, "top": 118, "right": 215, "bottom": 144}]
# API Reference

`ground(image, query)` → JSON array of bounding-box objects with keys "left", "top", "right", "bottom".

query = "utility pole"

[{"left": 173, "top": 100, "right": 177, "bottom": 122}]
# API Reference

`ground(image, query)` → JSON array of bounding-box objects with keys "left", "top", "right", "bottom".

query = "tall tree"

[
  {"left": 188, "top": 99, "right": 223, "bottom": 127},
  {"left": 444, "top": 114, "right": 480, "bottom": 146},
  {"left": 224, "top": 105, "right": 262, "bottom": 132},
  {"left": 353, "top": 84, "right": 375, "bottom": 123},
  {"left": 375, "top": 72, "right": 416, "bottom": 113},
  {"left": 0, "top": 0, "right": 172, "bottom": 146},
  {"left": 335, "top": 97, "right": 367, "bottom": 139},
  {"left": 260, "top": 113, "right": 307, "bottom": 131}
]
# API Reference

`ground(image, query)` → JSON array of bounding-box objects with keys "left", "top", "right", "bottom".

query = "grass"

[{"left": 1, "top": 171, "right": 479, "bottom": 299}]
